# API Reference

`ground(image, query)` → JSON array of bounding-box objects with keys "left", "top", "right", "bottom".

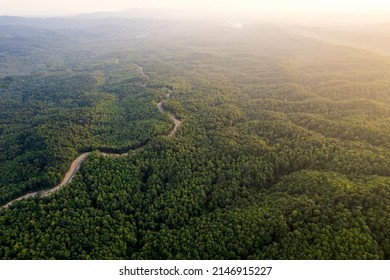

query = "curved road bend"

[
  {"left": 2, "top": 153, "right": 89, "bottom": 209},
  {"left": 1, "top": 67, "right": 182, "bottom": 209},
  {"left": 157, "top": 96, "right": 182, "bottom": 137}
]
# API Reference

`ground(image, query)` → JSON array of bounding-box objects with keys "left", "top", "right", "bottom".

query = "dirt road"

[
  {"left": 2, "top": 153, "right": 89, "bottom": 209},
  {"left": 1, "top": 65, "right": 182, "bottom": 210}
]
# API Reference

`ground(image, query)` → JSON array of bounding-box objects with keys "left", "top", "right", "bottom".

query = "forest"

[{"left": 0, "top": 17, "right": 389, "bottom": 259}]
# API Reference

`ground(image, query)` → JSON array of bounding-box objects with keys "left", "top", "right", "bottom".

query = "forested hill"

[{"left": 0, "top": 17, "right": 389, "bottom": 259}]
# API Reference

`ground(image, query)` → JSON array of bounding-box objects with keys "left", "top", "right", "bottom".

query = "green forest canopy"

[{"left": 0, "top": 19, "right": 389, "bottom": 259}]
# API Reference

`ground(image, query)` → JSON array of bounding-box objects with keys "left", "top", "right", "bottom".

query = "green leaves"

[{"left": 1, "top": 21, "right": 390, "bottom": 260}]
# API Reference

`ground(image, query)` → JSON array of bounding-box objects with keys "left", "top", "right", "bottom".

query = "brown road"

[
  {"left": 2, "top": 153, "right": 89, "bottom": 209},
  {"left": 1, "top": 65, "right": 183, "bottom": 210},
  {"left": 157, "top": 90, "right": 182, "bottom": 137}
]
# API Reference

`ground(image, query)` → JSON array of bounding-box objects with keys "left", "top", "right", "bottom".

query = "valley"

[{"left": 0, "top": 16, "right": 388, "bottom": 260}]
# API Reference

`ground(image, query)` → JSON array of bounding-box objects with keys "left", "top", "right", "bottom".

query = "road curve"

[
  {"left": 1, "top": 65, "right": 182, "bottom": 210},
  {"left": 2, "top": 153, "right": 89, "bottom": 209},
  {"left": 157, "top": 91, "right": 182, "bottom": 137}
]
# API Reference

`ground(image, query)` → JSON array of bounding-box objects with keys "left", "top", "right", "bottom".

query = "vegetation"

[{"left": 0, "top": 18, "right": 389, "bottom": 259}]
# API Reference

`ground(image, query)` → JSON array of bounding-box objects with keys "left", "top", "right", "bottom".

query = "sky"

[{"left": 1, "top": 0, "right": 390, "bottom": 24}]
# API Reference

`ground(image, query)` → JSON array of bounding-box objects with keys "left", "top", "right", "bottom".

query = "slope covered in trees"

[{"left": 0, "top": 18, "right": 389, "bottom": 259}]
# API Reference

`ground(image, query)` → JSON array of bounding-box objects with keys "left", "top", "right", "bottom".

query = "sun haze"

[{"left": 1, "top": 0, "right": 390, "bottom": 24}]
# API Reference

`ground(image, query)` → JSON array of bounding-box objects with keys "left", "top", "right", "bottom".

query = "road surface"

[
  {"left": 2, "top": 153, "right": 89, "bottom": 209},
  {"left": 1, "top": 65, "right": 183, "bottom": 210}
]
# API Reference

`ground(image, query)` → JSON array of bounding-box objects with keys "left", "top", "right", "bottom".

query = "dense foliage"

[
  {"left": 0, "top": 61, "right": 170, "bottom": 204},
  {"left": 0, "top": 18, "right": 389, "bottom": 259}
]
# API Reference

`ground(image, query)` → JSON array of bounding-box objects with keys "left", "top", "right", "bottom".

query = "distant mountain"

[
  {"left": 287, "top": 24, "right": 390, "bottom": 56},
  {"left": 74, "top": 8, "right": 194, "bottom": 20},
  {"left": 0, "top": 15, "right": 85, "bottom": 29},
  {"left": 0, "top": 8, "right": 194, "bottom": 29}
]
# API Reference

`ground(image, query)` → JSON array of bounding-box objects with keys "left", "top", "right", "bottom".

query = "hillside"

[{"left": 0, "top": 17, "right": 389, "bottom": 259}]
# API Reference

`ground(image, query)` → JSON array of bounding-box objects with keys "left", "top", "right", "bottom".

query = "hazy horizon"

[{"left": 2, "top": 0, "right": 390, "bottom": 25}]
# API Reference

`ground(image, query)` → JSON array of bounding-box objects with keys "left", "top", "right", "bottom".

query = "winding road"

[
  {"left": 1, "top": 63, "right": 182, "bottom": 210},
  {"left": 157, "top": 90, "right": 182, "bottom": 137}
]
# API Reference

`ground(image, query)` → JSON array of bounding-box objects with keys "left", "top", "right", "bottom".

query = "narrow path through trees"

[{"left": 1, "top": 64, "right": 182, "bottom": 209}]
